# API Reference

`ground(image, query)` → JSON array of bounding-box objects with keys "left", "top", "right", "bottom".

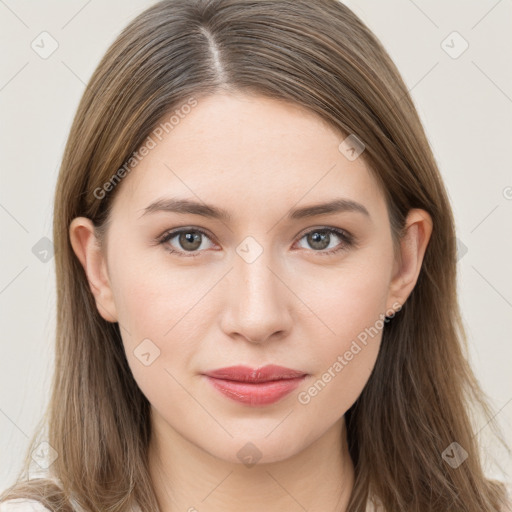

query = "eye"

[
  {"left": 157, "top": 226, "right": 355, "bottom": 258},
  {"left": 158, "top": 228, "right": 215, "bottom": 257},
  {"left": 294, "top": 227, "right": 354, "bottom": 256}
]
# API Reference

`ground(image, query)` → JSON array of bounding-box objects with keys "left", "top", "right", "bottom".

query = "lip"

[{"left": 203, "top": 365, "right": 308, "bottom": 406}]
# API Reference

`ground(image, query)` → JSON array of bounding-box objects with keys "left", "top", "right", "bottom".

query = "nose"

[{"left": 219, "top": 247, "right": 294, "bottom": 345}]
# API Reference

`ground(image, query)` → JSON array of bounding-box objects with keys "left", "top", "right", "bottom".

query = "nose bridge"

[
  {"left": 221, "top": 236, "right": 292, "bottom": 343},
  {"left": 238, "top": 250, "right": 279, "bottom": 307}
]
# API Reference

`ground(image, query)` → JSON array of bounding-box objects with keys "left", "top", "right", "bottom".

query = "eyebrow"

[{"left": 139, "top": 197, "right": 370, "bottom": 221}]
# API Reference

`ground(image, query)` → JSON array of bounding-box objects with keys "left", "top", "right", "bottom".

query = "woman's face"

[{"left": 73, "top": 91, "right": 419, "bottom": 464}]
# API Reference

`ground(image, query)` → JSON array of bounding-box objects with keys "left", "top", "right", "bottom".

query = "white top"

[
  {"left": 0, "top": 501, "right": 49, "bottom": 512},
  {"left": 0, "top": 499, "right": 142, "bottom": 512},
  {"left": 0, "top": 501, "right": 50, "bottom": 512}
]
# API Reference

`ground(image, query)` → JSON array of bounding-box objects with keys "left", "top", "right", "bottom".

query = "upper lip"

[{"left": 204, "top": 365, "right": 307, "bottom": 383}]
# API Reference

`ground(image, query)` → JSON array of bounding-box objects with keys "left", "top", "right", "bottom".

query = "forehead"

[{"left": 111, "top": 92, "right": 385, "bottom": 221}]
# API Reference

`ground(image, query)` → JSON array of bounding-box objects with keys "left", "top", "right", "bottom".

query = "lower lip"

[{"left": 204, "top": 375, "right": 307, "bottom": 406}]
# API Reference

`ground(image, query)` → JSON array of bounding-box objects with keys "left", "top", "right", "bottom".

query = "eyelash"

[{"left": 156, "top": 226, "right": 356, "bottom": 258}]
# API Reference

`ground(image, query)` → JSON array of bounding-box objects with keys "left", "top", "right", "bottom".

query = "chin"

[{"left": 201, "top": 431, "right": 308, "bottom": 467}]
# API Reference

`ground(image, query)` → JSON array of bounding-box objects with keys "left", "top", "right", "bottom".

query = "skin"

[{"left": 69, "top": 91, "right": 432, "bottom": 512}]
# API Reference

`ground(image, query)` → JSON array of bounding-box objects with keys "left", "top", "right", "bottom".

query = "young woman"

[{"left": 1, "top": 0, "right": 510, "bottom": 511}]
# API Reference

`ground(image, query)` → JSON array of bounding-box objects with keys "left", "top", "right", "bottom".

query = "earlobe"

[
  {"left": 387, "top": 209, "right": 433, "bottom": 311},
  {"left": 69, "top": 217, "right": 118, "bottom": 323}
]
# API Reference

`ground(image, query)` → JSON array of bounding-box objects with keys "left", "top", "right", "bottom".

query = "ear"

[
  {"left": 69, "top": 217, "right": 118, "bottom": 323},
  {"left": 386, "top": 208, "right": 433, "bottom": 312}
]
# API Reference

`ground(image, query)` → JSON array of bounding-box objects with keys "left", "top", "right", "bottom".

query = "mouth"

[{"left": 202, "top": 365, "right": 308, "bottom": 406}]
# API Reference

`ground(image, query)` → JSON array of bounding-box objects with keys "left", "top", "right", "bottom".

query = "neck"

[{"left": 148, "top": 413, "right": 355, "bottom": 512}]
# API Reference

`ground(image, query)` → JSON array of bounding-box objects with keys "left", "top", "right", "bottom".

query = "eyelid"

[
  {"left": 294, "top": 225, "right": 351, "bottom": 242},
  {"left": 157, "top": 226, "right": 218, "bottom": 257},
  {"left": 292, "top": 226, "right": 355, "bottom": 255}
]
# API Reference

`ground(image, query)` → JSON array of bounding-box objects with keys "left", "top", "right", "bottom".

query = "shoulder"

[
  {"left": 363, "top": 480, "right": 512, "bottom": 512},
  {"left": 503, "top": 481, "right": 512, "bottom": 512},
  {"left": 494, "top": 479, "right": 512, "bottom": 512},
  {"left": 0, "top": 500, "right": 51, "bottom": 512}
]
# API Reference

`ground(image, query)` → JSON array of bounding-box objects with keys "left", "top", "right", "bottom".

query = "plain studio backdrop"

[{"left": 0, "top": 0, "right": 511, "bottom": 492}]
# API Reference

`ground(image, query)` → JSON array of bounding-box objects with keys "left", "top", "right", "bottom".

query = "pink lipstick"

[{"left": 203, "top": 365, "right": 307, "bottom": 406}]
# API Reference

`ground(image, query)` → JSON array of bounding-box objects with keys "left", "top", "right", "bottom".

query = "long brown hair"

[{"left": 1, "top": 1, "right": 509, "bottom": 510}]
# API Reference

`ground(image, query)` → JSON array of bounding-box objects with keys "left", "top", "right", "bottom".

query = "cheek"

[
  {"left": 296, "top": 258, "right": 390, "bottom": 415},
  {"left": 108, "top": 250, "right": 232, "bottom": 406},
  {"left": 306, "top": 250, "right": 391, "bottom": 340},
  {"left": 108, "top": 242, "right": 208, "bottom": 339}
]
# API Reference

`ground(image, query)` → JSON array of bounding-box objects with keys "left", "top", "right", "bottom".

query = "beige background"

[{"left": 1, "top": 0, "right": 511, "bottom": 491}]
